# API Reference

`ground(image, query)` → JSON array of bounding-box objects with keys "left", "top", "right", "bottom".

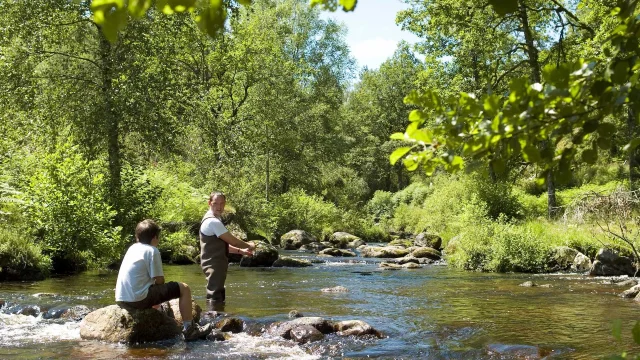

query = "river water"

[{"left": 0, "top": 250, "right": 639, "bottom": 359}]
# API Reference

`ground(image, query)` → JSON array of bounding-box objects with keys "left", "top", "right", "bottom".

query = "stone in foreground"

[{"left": 80, "top": 304, "right": 181, "bottom": 343}]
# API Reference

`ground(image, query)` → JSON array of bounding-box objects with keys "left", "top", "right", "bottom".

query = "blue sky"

[{"left": 320, "top": 0, "right": 421, "bottom": 70}]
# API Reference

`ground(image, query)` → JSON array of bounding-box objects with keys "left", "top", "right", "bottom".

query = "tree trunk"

[
  {"left": 519, "top": 0, "right": 557, "bottom": 217},
  {"left": 265, "top": 123, "right": 270, "bottom": 201},
  {"left": 99, "top": 33, "right": 122, "bottom": 219}
]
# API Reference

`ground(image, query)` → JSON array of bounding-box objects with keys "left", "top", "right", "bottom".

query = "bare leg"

[{"left": 178, "top": 282, "right": 193, "bottom": 322}]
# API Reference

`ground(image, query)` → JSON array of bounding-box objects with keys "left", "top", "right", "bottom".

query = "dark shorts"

[{"left": 118, "top": 282, "right": 181, "bottom": 309}]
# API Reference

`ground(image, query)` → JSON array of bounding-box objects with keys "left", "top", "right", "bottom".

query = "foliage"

[
  {"left": 21, "top": 142, "right": 123, "bottom": 271},
  {"left": 157, "top": 228, "right": 199, "bottom": 264},
  {"left": 272, "top": 188, "right": 342, "bottom": 238},
  {"left": 0, "top": 226, "right": 52, "bottom": 281},
  {"left": 391, "top": 1, "right": 640, "bottom": 187},
  {"left": 610, "top": 319, "right": 640, "bottom": 359},
  {"left": 147, "top": 166, "right": 205, "bottom": 224}
]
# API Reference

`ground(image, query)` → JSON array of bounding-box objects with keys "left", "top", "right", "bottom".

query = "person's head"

[
  {"left": 208, "top": 191, "right": 226, "bottom": 217},
  {"left": 136, "top": 219, "right": 161, "bottom": 246}
]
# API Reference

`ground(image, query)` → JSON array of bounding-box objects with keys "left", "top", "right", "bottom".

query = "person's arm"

[
  {"left": 149, "top": 247, "right": 165, "bottom": 285},
  {"left": 219, "top": 232, "right": 255, "bottom": 250},
  {"left": 229, "top": 245, "right": 253, "bottom": 256},
  {"left": 154, "top": 276, "right": 165, "bottom": 284}
]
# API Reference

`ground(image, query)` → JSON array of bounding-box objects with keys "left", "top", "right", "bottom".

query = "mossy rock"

[
  {"left": 272, "top": 257, "right": 313, "bottom": 267},
  {"left": 388, "top": 239, "right": 413, "bottom": 248}
]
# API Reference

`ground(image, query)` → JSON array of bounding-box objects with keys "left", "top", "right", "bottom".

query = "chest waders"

[{"left": 200, "top": 215, "right": 229, "bottom": 303}]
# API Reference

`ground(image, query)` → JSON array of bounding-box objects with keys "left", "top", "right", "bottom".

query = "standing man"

[{"left": 200, "top": 192, "right": 255, "bottom": 307}]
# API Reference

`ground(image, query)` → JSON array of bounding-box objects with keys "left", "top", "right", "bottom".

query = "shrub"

[
  {"left": 147, "top": 167, "right": 206, "bottom": 224},
  {"left": 0, "top": 226, "right": 52, "bottom": 280},
  {"left": 21, "top": 142, "right": 122, "bottom": 271},
  {"left": 365, "top": 190, "right": 394, "bottom": 222},
  {"left": 119, "top": 165, "right": 163, "bottom": 234},
  {"left": 391, "top": 181, "right": 432, "bottom": 207},
  {"left": 319, "top": 164, "right": 369, "bottom": 210},
  {"left": 157, "top": 228, "right": 199, "bottom": 264},
  {"left": 273, "top": 188, "right": 342, "bottom": 238}
]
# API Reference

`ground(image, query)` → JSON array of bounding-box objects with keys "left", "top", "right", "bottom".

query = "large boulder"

[
  {"left": 215, "top": 317, "right": 244, "bottom": 333},
  {"left": 272, "top": 257, "right": 313, "bottom": 267},
  {"left": 280, "top": 230, "right": 318, "bottom": 250},
  {"left": 443, "top": 236, "right": 460, "bottom": 256},
  {"left": 571, "top": 253, "right": 592, "bottom": 272},
  {"left": 547, "top": 246, "right": 579, "bottom": 271},
  {"left": 360, "top": 246, "right": 409, "bottom": 258},
  {"left": 319, "top": 248, "right": 356, "bottom": 257},
  {"left": 79, "top": 305, "right": 181, "bottom": 343},
  {"left": 328, "top": 232, "right": 360, "bottom": 249},
  {"left": 620, "top": 285, "right": 640, "bottom": 298},
  {"left": 240, "top": 241, "right": 279, "bottom": 267},
  {"left": 411, "top": 247, "right": 441, "bottom": 260},
  {"left": 159, "top": 299, "right": 201, "bottom": 327},
  {"left": 414, "top": 233, "right": 442, "bottom": 250},
  {"left": 589, "top": 249, "right": 636, "bottom": 276}
]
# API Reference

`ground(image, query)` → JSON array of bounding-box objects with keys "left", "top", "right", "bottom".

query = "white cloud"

[{"left": 350, "top": 37, "right": 399, "bottom": 70}]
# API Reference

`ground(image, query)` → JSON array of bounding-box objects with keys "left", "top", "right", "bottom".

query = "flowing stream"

[{"left": 0, "top": 250, "right": 639, "bottom": 359}]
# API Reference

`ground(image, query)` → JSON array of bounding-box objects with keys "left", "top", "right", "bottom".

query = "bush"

[
  {"left": 21, "top": 142, "right": 122, "bottom": 271},
  {"left": 273, "top": 188, "right": 342, "bottom": 238},
  {"left": 0, "top": 226, "right": 52, "bottom": 280},
  {"left": 319, "top": 165, "right": 369, "bottom": 210},
  {"left": 391, "top": 182, "right": 432, "bottom": 207},
  {"left": 147, "top": 167, "right": 206, "bottom": 224},
  {"left": 119, "top": 165, "right": 163, "bottom": 234},
  {"left": 365, "top": 190, "right": 394, "bottom": 222},
  {"left": 157, "top": 228, "right": 199, "bottom": 264}
]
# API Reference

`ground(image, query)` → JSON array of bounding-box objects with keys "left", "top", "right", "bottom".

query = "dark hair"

[
  {"left": 135, "top": 219, "right": 161, "bottom": 244},
  {"left": 209, "top": 191, "right": 226, "bottom": 202}
]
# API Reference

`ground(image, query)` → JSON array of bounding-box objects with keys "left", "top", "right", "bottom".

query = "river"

[{"left": 0, "top": 250, "right": 638, "bottom": 359}]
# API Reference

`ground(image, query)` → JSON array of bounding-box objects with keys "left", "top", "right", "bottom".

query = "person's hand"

[
  {"left": 152, "top": 304, "right": 161, "bottom": 310},
  {"left": 247, "top": 241, "right": 256, "bottom": 251},
  {"left": 242, "top": 248, "right": 254, "bottom": 257}
]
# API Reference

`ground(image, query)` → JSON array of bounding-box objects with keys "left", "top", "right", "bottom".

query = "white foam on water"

[
  {"left": 220, "top": 332, "right": 320, "bottom": 359},
  {"left": 0, "top": 313, "right": 80, "bottom": 346}
]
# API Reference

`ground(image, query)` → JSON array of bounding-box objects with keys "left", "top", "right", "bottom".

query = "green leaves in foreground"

[
  {"left": 390, "top": 2, "right": 640, "bottom": 184},
  {"left": 310, "top": 0, "right": 357, "bottom": 12},
  {"left": 91, "top": 0, "right": 250, "bottom": 42}
]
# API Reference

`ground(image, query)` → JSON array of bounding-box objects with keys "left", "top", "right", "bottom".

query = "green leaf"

[
  {"left": 409, "top": 109, "right": 425, "bottom": 122},
  {"left": 487, "top": 0, "right": 518, "bottom": 16},
  {"left": 410, "top": 129, "right": 433, "bottom": 144},
  {"left": 403, "top": 157, "right": 419, "bottom": 171},
  {"left": 390, "top": 147, "right": 412, "bottom": 165},
  {"left": 583, "top": 120, "right": 599, "bottom": 133},
  {"left": 196, "top": 0, "right": 227, "bottom": 38},
  {"left": 633, "top": 321, "right": 640, "bottom": 345},
  {"left": 128, "top": 0, "right": 152, "bottom": 17},
  {"left": 237, "top": 0, "right": 252, "bottom": 5},
  {"left": 339, "top": 0, "right": 357, "bottom": 11},
  {"left": 390, "top": 132, "right": 405, "bottom": 140},
  {"left": 522, "top": 145, "right": 541, "bottom": 163},
  {"left": 590, "top": 80, "right": 612, "bottom": 97},
  {"left": 491, "top": 158, "right": 505, "bottom": 174},
  {"left": 450, "top": 155, "right": 464, "bottom": 171},
  {"left": 611, "top": 60, "right": 630, "bottom": 85},
  {"left": 582, "top": 149, "right": 597, "bottom": 164},
  {"left": 597, "top": 123, "right": 616, "bottom": 137},
  {"left": 612, "top": 319, "right": 622, "bottom": 341},
  {"left": 623, "top": 138, "right": 640, "bottom": 153}
]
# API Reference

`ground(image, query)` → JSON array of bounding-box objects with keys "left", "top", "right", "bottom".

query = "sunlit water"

[{"left": 0, "top": 250, "right": 639, "bottom": 359}]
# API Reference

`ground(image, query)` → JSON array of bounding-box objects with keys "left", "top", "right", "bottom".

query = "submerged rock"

[
  {"left": 519, "top": 281, "right": 537, "bottom": 287},
  {"left": 267, "top": 317, "right": 335, "bottom": 339},
  {"left": 299, "top": 243, "right": 328, "bottom": 252},
  {"left": 321, "top": 286, "right": 349, "bottom": 293},
  {"left": 80, "top": 304, "right": 181, "bottom": 343},
  {"left": 319, "top": 248, "right": 356, "bottom": 257},
  {"left": 288, "top": 310, "right": 304, "bottom": 318},
  {"left": 333, "top": 320, "right": 383, "bottom": 338},
  {"left": 206, "top": 329, "right": 226, "bottom": 341},
  {"left": 280, "top": 230, "right": 318, "bottom": 250},
  {"left": 620, "top": 285, "right": 640, "bottom": 298},
  {"left": 215, "top": 317, "right": 244, "bottom": 333},
  {"left": 394, "top": 256, "right": 434, "bottom": 265},
  {"left": 45, "top": 305, "right": 91, "bottom": 321},
  {"left": 272, "top": 257, "right": 313, "bottom": 267},
  {"left": 290, "top": 324, "right": 324, "bottom": 344},
  {"left": 379, "top": 262, "right": 421, "bottom": 270}
]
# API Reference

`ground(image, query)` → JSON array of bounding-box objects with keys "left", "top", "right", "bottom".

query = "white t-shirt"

[
  {"left": 200, "top": 213, "right": 229, "bottom": 237},
  {"left": 115, "top": 242, "right": 164, "bottom": 302}
]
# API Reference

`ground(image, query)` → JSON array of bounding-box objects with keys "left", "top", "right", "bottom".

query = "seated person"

[{"left": 115, "top": 219, "right": 212, "bottom": 341}]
